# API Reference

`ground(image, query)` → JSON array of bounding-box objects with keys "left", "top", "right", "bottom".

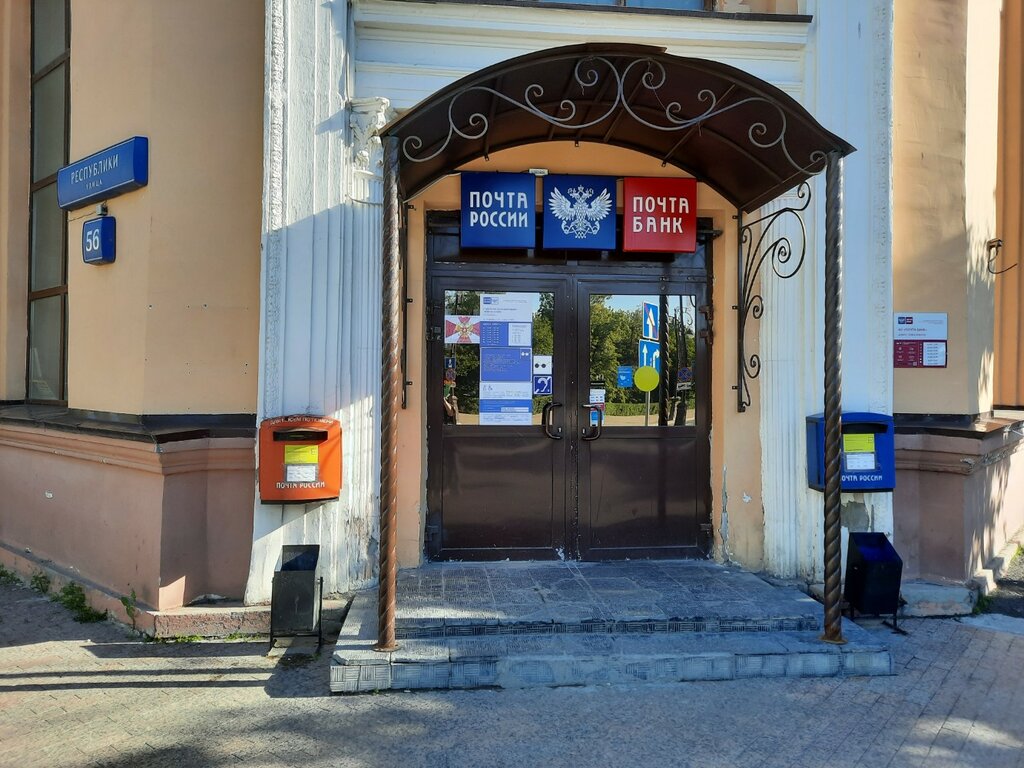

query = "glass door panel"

[
  {"left": 428, "top": 280, "right": 570, "bottom": 560},
  {"left": 587, "top": 293, "right": 698, "bottom": 429},
  {"left": 441, "top": 289, "right": 555, "bottom": 427},
  {"left": 576, "top": 280, "right": 709, "bottom": 559}
]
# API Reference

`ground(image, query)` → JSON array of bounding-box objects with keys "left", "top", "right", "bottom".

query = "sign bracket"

[{"left": 735, "top": 181, "right": 811, "bottom": 412}]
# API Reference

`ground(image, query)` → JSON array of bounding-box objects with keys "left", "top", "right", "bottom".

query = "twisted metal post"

[
  {"left": 376, "top": 136, "right": 401, "bottom": 652},
  {"left": 821, "top": 151, "right": 845, "bottom": 644}
]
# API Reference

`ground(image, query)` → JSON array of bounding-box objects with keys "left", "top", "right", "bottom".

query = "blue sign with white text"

[
  {"left": 461, "top": 172, "right": 536, "bottom": 249},
  {"left": 617, "top": 366, "right": 633, "bottom": 387},
  {"left": 57, "top": 137, "right": 149, "bottom": 211},
  {"left": 543, "top": 175, "right": 617, "bottom": 250},
  {"left": 82, "top": 217, "right": 116, "bottom": 264},
  {"left": 642, "top": 301, "right": 659, "bottom": 341},
  {"left": 479, "top": 400, "right": 533, "bottom": 424},
  {"left": 480, "top": 321, "right": 532, "bottom": 348},
  {"left": 480, "top": 347, "right": 533, "bottom": 382},
  {"left": 638, "top": 340, "right": 661, "bottom": 372}
]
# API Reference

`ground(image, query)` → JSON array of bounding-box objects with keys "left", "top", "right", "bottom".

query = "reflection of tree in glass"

[
  {"left": 443, "top": 291, "right": 697, "bottom": 422},
  {"left": 589, "top": 295, "right": 697, "bottom": 420},
  {"left": 535, "top": 293, "right": 554, "bottom": 356},
  {"left": 532, "top": 294, "right": 554, "bottom": 413}
]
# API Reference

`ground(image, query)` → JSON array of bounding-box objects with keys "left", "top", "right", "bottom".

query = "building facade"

[{"left": 0, "top": 0, "right": 1021, "bottom": 618}]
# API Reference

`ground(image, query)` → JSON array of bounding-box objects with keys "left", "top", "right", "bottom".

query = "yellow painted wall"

[
  {"left": 892, "top": 0, "right": 998, "bottom": 415},
  {"left": 995, "top": 0, "right": 1024, "bottom": 406},
  {"left": 67, "top": 0, "right": 263, "bottom": 414},
  {"left": 0, "top": 1, "right": 30, "bottom": 400},
  {"left": 743, "top": 0, "right": 801, "bottom": 14},
  {"left": 396, "top": 143, "right": 763, "bottom": 570}
]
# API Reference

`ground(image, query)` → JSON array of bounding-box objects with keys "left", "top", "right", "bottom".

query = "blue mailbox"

[{"left": 806, "top": 412, "right": 895, "bottom": 492}]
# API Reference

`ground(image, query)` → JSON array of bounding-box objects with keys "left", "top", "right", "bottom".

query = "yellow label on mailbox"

[
  {"left": 842, "top": 433, "right": 875, "bottom": 454},
  {"left": 284, "top": 445, "right": 319, "bottom": 465}
]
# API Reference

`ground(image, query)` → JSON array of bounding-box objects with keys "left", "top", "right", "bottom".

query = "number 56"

[{"left": 84, "top": 227, "right": 100, "bottom": 252}]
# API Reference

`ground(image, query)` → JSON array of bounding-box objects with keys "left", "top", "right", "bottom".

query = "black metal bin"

[
  {"left": 844, "top": 532, "right": 902, "bottom": 625},
  {"left": 270, "top": 544, "right": 323, "bottom": 647}
]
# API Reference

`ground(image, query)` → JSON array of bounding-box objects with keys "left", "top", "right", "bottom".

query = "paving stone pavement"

[
  {"left": 985, "top": 547, "right": 1024, "bottom": 619},
  {"left": 3, "top": 580, "right": 1024, "bottom": 768}
]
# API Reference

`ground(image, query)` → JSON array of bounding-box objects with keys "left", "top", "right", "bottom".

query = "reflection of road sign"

[
  {"left": 678, "top": 367, "right": 692, "bottom": 382},
  {"left": 533, "top": 375, "right": 553, "bottom": 396},
  {"left": 634, "top": 366, "right": 659, "bottom": 392},
  {"left": 616, "top": 366, "right": 633, "bottom": 387},
  {"left": 638, "top": 340, "right": 661, "bottom": 372},
  {"left": 642, "top": 301, "right": 659, "bottom": 341}
]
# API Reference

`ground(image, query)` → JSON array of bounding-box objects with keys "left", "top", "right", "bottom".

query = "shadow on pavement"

[
  {"left": 0, "top": 582, "right": 337, "bottom": 699},
  {"left": 85, "top": 640, "right": 270, "bottom": 658}
]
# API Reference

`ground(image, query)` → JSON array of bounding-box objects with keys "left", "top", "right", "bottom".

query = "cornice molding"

[
  {"left": 0, "top": 424, "right": 254, "bottom": 475},
  {"left": 354, "top": 0, "right": 812, "bottom": 50}
]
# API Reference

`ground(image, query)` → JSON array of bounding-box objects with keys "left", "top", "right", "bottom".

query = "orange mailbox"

[{"left": 259, "top": 415, "right": 342, "bottom": 504}]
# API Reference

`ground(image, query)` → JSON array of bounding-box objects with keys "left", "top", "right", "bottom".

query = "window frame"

[{"left": 26, "top": 0, "right": 70, "bottom": 404}]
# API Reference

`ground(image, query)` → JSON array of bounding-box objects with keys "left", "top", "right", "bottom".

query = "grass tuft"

[
  {"left": 29, "top": 570, "right": 51, "bottom": 594},
  {"left": 53, "top": 582, "right": 107, "bottom": 623},
  {"left": 0, "top": 565, "right": 21, "bottom": 587},
  {"left": 973, "top": 592, "right": 994, "bottom": 615}
]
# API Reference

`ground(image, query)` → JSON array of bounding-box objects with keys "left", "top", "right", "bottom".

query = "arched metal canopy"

[
  {"left": 382, "top": 43, "right": 854, "bottom": 212},
  {"left": 375, "top": 43, "right": 856, "bottom": 652}
]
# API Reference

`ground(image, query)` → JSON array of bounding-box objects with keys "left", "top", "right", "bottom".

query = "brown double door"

[{"left": 426, "top": 271, "right": 710, "bottom": 561}]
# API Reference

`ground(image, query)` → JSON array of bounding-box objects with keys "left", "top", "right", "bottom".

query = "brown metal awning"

[
  {"left": 375, "top": 43, "right": 857, "bottom": 651},
  {"left": 382, "top": 43, "right": 854, "bottom": 211}
]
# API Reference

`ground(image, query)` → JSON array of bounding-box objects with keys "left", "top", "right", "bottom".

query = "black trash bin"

[
  {"left": 844, "top": 532, "right": 903, "bottom": 628},
  {"left": 270, "top": 545, "right": 323, "bottom": 648}
]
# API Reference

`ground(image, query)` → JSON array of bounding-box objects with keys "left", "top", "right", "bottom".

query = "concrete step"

[
  {"left": 330, "top": 620, "right": 893, "bottom": 693},
  {"left": 396, "top": 613, "right": 821, "bottom": 639},
  {"left": 330, "top": 592, "right": 891, "bottom": 693}
]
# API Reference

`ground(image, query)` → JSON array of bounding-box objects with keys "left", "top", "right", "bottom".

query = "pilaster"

[{"left": 249, "top": 0, "right": 383, "bottom": 603}]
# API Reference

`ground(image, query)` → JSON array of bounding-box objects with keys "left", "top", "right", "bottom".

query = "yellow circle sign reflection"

[{"left": 634, "top": 366, "right": 659, "bottom": 392}]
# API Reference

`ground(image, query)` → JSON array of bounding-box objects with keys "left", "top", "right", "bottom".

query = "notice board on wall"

[{"left": 893, "top": 312, "right": 947, "bottom": 368}]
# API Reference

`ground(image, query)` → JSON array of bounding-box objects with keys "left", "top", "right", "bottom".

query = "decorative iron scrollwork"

[
  {"left": 735, "top": 181, "right": 811, "bottom": 412},
  {"left": 400, "top": 55, "right": 826, "bottom": 176}
]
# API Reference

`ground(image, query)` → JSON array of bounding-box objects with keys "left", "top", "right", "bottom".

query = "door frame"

[
  {"left": 424, "top": 274, "right": 573, "bottom": 560},
  {"left": 574, "top": 276, "right": 712, "bottom": 559},
  {"left": 424, "top": 214, "right": 716, "bottom": 561}
]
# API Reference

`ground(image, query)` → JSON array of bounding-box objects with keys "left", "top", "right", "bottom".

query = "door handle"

[
  {"left": 580, "top": 405, "right": 603, "bottom": 441},
  {"left": 542, "top": 401, "right": 563, "bottom": 439}
]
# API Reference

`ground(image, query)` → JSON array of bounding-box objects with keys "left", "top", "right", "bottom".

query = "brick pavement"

[
  {"left": 986, "top": 547, "right": 1024, "bottom": 618},
  {"left": 2, "top": 580, "right": 1024, "bottom": 768}
]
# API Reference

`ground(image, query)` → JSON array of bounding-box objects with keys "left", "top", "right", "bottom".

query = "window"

[
  {"left": 533, "top": 0, "right": 709, "bottom": 8},
  {"left": 28, "top": 0, "right": 69, "bottom": 402}
]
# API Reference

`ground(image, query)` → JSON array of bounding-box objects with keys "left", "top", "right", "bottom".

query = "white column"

[
  {"left": 758, "top": 189, "right": 824, "bottom": 580},
  {"left": 247, "top": 0, "right": 389, "bottom": 603}
]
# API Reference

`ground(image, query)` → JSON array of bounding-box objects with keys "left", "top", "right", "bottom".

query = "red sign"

[
  {"left": 623, "top": 177, "right": 698, "bottom": 253},
  {"left": 893, "top": 340, "right": 947, "bottom": 368}
]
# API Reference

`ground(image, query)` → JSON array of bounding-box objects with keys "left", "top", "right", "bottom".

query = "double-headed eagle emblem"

[{"left": 548, "top": 184, "right": 612, "bottom": 240}]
